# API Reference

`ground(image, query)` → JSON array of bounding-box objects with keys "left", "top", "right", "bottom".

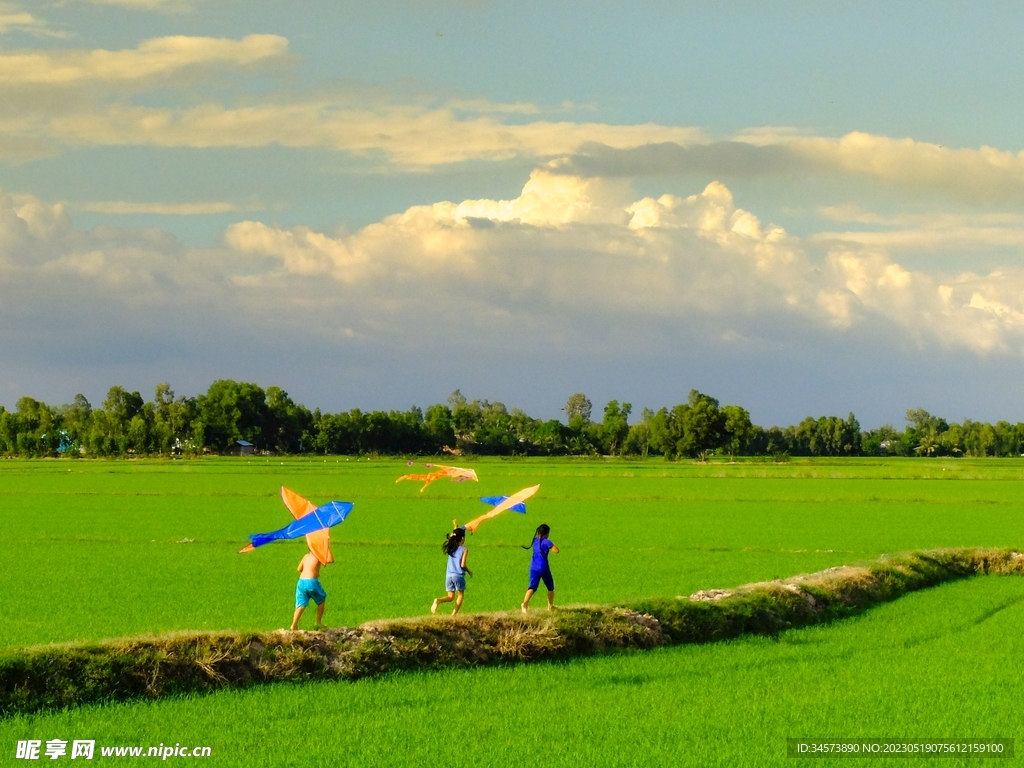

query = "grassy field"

[
  {"left": 4, "top": 576, "right": 1022, "bottom": 766},
  {"left": 3, "top": 457, "right": 1024, "bottom": 648},
  {"left": 2, "top": 456, "right": 1023, "bottom": 765}
]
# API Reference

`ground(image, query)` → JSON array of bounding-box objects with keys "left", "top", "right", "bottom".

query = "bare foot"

[
  {"left": 547, "top": 605, "right": 555, "bottom": 611},
  {"left": 430, "top": 599, "right": 439, "bottom": 614},
  {"left": 521, "top": 603, "right": 528, "bottom": 614}
]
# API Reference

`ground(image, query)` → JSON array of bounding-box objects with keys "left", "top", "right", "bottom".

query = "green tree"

[
  {"left": 564, "top": 393, "right": 592, "bottom": 423},
  {"left": 601, "top": 400, "right": 632, "bottom": 455},
  {"left": 962, "top": 420, "right": 996, "bottom": 457},
  {"left": 100, "top": 386, "right": 144, "bottom": 454},
  {"left": 127, "top": 410, "right": 152, "bottom": 454},
  {"left": 423, "top": 404, "right": 455, "bottom": 452},
  {"left": 59, "top": 394, "right": 92, "bottom": 454},
  {"left": 721, "top": 404, "right": 753, "bottom": 457},
  {"left": 531, "top": 419, "right": 569, "bottom": 455},
  {"left": 15, "top": 396, "right": 61, "bottom": 456},
  {"left": 266, "top": 386, "right": 313, "bottom": 453},
  {"left": 904, "top": 408, "right": 947, "bottom": 456},
  {"left": 0, "top": 407, "right": 16, "bottom": 455},
  {"left": 993, "top": 421, "right": 1022, "bottom": 457},
  {"left": 679, "top": 390, "right": 724, "bottom": 458},
  {"left": 197, "top": 380, "right": 269, "bottom": 452},
  {"left": 622, "top": 407, "right": 654, "bottom": 456}
]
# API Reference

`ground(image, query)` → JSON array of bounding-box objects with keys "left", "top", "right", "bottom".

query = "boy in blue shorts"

[{"left": 290, "top": 549, "right": 327, "bottom": 630}]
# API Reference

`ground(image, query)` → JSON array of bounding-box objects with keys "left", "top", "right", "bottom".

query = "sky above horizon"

[{"left": 3, "top": 1, "right": 1024, "bottom": 429}]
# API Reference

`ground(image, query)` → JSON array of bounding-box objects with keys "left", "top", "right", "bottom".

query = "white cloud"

[
  {"left": 813, "top": 226, "right": 1024, "bottom": 251},
  {"left": 0, "top": 6, "right": 63, "bottom": 37},
  {"left": 75, "top": 0, "right": 203, "bottom": 12},
  {"left": 41, "top": 101, "right": 703, "bottom": 166},
  {"left": 0, "top": 34, "right": 288, "bottom": 85},
  {"left": 2, "top": 31, "right": 1022, "bottom": 198},
  {"left": 446, "top": 98, "right": 541, "bottom": 115},
  {"left": 0, "top": 10, "right": 34, "bottom": 31},
  {"left": 823, "top": 250, "right": 1024, "bottom": 353},
  {"left": 5, "top": 173, "right": 1024, "bottom": 373},
  {"left": 210, "top": 174, "right": 826, "bottom": 355},
  {"left": 222, "top": 170, "right": 1024, "bottom": 355},
  {"left": 79, "top": 200, "right": 261, "bottom": 215},
  {"left": 812, "top": 207, "right": 1024, "bottom": 252},
  {"left": 819, "top": 206, "right": 1024, "bottom": 228},
  {"left": 567, "top": 131, "right": 1024, "bottom": 204},
  {"left": 786, "top": 132, "right": 1024, "bottom": 203},
  {"left": 0, "top": 34, "right": 700, "bottom": 164}
]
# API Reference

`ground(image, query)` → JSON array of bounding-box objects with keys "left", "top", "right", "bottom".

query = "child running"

[
  {"left": 521, "top": 523, "right": 559, "bottom": 613},
  {"left": 431, "top": 524, "right": 472, "bottom": 615},
  {"left": 291, "top": 547, "right": 327, "bottom": 631}
]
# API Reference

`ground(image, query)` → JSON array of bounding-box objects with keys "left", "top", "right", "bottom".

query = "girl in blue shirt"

[
  {"left": 521, "top": 523, "right": 559, "bottom": 613},
  {"left": 431, "top": 526, "right": 473, "bottom": 615}
]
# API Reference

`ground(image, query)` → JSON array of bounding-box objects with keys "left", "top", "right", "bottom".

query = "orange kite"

[
  {"left": 396, "top": 463, "right": 478, "bottom": 492},
  {"left": 460, "top": 484, "right": 540, "bottom": 534}
]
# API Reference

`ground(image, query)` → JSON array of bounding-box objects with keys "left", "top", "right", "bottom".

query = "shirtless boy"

[{"left": 290, "top": 549, "right": 327, "bottom": 631}]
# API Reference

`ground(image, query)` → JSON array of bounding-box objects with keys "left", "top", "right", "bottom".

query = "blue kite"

[{"left": 239, "top": 486, "right": 352, "bottom": 564}]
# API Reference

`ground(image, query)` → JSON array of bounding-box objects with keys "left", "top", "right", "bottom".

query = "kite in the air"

[
  {"left": 239, "top": 486, "right": 352, "bottom": 565},
  {"left": 479, "top": 495, "right": 528, "bottom": 514},
  {"left": 396, "top": 463, "right": 479, "bottom": 492},
  {"left": 458, "top": 484, "right": 539, "bottom": 534}
]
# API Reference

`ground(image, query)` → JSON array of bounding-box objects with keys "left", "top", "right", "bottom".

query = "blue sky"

[{"left": 2, "top": 1, "right": 1024, "bottom": 428}]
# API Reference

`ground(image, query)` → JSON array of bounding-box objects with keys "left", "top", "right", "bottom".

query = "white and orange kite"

[
  {"left": 239, "top": 487, "right": 352, "bottom": 565},
  {"left": 396, "top": 463, "right": 478, "bottom": 492},
  {"left": 459, "top": 484, "right": 540, "bottom": 534}
]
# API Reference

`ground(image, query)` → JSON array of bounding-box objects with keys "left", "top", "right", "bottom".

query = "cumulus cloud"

[
  {"left": 222, "top": 170, "right": 1024, "bottom": 355},
  {"left": 0, "top": 34, "right": 288, "bottom": 85},
  {"left": 824, "top": 251, "right": 1024, "bottom": 353},
  {"left": 4, "top": 172, "right": 1024, "bottom": 382}
]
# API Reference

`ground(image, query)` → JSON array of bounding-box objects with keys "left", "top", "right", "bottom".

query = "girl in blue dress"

[
  {"left": 431, "top": 526, "right": 472, "bottom": 615},
  {"left": 521, "top": 523, "right": 559, "bottom": 613}
]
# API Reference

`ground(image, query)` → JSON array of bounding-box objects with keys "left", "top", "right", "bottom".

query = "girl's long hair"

[
  {"left": 443, "top": 527, "right": 465, "bottom": 556},
  {"left": 522, "top": 523, "right": 550, "bottom": 550}
]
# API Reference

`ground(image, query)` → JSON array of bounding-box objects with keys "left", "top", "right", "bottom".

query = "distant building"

[{"left": 233, "top": 440, "right": 255, "bottom": 456}]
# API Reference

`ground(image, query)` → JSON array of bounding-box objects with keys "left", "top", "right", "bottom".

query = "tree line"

[{"left": 1, "top": 381, "right": 1021, "bottom": 459}]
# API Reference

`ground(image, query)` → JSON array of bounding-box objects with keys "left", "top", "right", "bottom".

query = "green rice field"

[{"left": 2, "top": 457, "right": 1024, "bottom": 765}]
